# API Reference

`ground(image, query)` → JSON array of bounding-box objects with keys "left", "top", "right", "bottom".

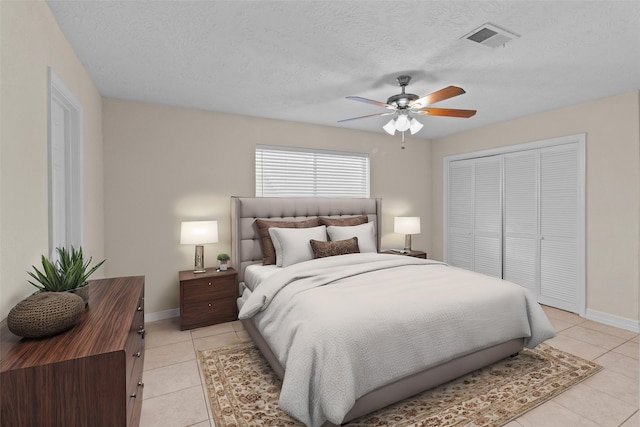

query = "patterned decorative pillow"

[
  {"left": 318, "top": 215, "right": 368, "bottom": 226},
  {"left": 310, "top": 237, "right": 360, "bottom": 259},
  {"left": 255, "top": 217, "right": 320, "bottom": 265}
]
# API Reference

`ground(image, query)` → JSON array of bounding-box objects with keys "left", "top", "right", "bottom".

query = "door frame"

[{"left": 48, "top": 67, "right": 83, "bottom": 257}]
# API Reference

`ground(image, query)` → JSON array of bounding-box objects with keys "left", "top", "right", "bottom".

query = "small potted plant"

[
  {"left": 27, "top": 246, "right": 106, "bottom": 306},
  {"left": 216, "top": 253, "right": 230, "bottom": 271}
]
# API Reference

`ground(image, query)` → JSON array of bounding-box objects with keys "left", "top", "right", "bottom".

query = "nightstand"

[
  {"left": 380, "top": 250, "right": 427, "bottom": 259},
  {"left": 179, "top": 267, "right": 238, "bottom": 330}
]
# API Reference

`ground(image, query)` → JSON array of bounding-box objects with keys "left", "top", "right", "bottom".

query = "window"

[{"left": 256, "top": 145, "right": 370, "bottom": 198}]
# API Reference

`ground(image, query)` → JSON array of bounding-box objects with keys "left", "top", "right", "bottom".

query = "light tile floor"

[{"left": 140, "top": 306, "right": 639, "bottom": 427}]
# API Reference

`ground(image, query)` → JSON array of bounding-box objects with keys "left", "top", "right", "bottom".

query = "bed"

[{"left": 231, "top": 196, "right": 555, "bottom": 427}]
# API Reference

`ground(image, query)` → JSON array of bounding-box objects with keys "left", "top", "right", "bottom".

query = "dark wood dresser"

[{"left": 0, "top": 276, "right": 145, "bottom": 427}]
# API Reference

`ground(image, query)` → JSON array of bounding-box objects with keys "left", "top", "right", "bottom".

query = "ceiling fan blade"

[
  {"left": 410, "top": 86, "right": 466, "bottom": 109},
  {"left": 337, "top": 112, "right": 395, "bottom": 123},
  {"left": 415, "top": 108, "right": 477, "bottom": 118},
  {"left": 346, "top": 96, "right": 395, "bottom": 109}
]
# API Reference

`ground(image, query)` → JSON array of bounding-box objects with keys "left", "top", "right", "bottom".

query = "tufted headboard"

[{"left": 230, "top": 197, "right": 382, "bottom": 283}]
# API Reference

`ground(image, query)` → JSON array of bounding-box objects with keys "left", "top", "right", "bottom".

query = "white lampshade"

[
  {"left": 394, "top": 217, "right": 421, "bottom": 235},
  {"left": 383, "top": 119, "right": 396, "bottom": 135},
  {"left": 180, "top": 221, "right": 218, "bottom": 244},
  {"left": 395, "top": 114, "right": 411, "bottom": 132},
  {"left": 409, "top": 118, "right": 423, "bottom": 135}
]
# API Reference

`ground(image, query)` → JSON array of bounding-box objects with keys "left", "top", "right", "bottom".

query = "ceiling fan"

[{"left": 338, "top": 75, "right": 476, "bottom": 147}]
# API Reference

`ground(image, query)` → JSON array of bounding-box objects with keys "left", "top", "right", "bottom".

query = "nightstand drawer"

[
  {"left": 181, "top": 275, "right": 237, "bottom": 304},
  {"left": 181, "top": 296, "right": 237, "bottom": 328}
]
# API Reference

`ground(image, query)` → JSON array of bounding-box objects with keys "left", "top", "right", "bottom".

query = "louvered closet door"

[
  {"left": 539, "top": 144, "right": 580, "bottom": 312},
  {"left": 503, "top": 150, "right": 538, "bottom": 294},
  {"left": 473, "top": 156, "right": 503, "bottom": 278},
  {"left": 448, "top": 160, "right": 474, "bottom": 270}
]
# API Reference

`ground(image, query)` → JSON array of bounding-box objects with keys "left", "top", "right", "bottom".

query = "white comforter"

[{"left": 238, "top": 253, "right": 556, "bottom": 427}]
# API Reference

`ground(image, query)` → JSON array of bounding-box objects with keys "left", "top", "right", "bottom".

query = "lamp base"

[
  {"left": 193, "top": 245, "right": 206, "bottom": 273},
  {"left": 404, "top": 234, "right": 412, "bottom": 251}
]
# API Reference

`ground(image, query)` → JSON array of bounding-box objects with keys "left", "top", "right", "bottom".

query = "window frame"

[{"left": 255, "top": 144, "right": 370, "bottom": 198}]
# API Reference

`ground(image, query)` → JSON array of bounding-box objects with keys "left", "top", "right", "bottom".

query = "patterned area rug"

[{"left": 198, "top": 342, "right": 600, "bottom": 427}]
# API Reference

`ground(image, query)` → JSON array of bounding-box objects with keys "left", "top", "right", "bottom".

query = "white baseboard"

[
  {"left": 585, "top": 309, "right": 640, "bottom": 333},
  {"left": 145, "top": 308, "right": 179, "bottom": 323}
]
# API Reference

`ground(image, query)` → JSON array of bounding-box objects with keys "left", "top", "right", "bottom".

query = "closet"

[{"left": 445, "top": 135, "right": 585, "bottom": 314}]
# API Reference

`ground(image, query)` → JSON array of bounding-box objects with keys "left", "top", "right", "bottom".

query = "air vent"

[{"left": 463, "top": 23, "right": 519, "bottom": 48}]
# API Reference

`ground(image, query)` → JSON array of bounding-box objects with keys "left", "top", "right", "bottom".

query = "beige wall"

[
  {"left": 430, "top": 91, "right": 640, "bottom": 324},
  {"left": 0, "top": 1, "right": 105, "bottom": 318},
  {"left": 3, "top": 1, "right": 637, "bottom": 328},
  {"left": 102, "top": 99, "right": 431, "bottom": 315}
]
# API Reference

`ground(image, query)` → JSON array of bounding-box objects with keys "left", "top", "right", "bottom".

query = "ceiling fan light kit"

[
  {"left": 382, "top": 120, "right": 397, "bottom": 135},
  {"left": 339, "top": 75, "right": 476, "bottom": 148},
  {"left": 409, "top": 118, "right": 423, "bottom": 134}
]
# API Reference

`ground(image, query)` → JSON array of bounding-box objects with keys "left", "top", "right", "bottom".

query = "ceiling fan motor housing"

[
  {"left": 387, "top": 75, "right": 419, "bottom": 108},
  {"left": 387, "top": 92, "right": 418, "bottom": 108}
]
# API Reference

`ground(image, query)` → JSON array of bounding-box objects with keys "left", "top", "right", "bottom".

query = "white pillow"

[
  {"left": 326, "top": 222, "right": 377, "bottom": 253},
  {"left": 268, "top": 225, "right": 327, "bottom": 267}
]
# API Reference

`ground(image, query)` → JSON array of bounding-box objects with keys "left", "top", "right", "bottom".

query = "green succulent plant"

[
  {"left": 216, "top": 253, "right": 230, "bottom": 261},
  {"left": 28, "top": 246, "right": 106, "bottom": 292}
]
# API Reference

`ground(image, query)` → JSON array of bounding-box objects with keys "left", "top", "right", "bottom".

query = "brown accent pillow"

[
  {"left": 310, "top": 237, "right": 360, "bottom": 259},
  {"left": 318, "top": 215, "right": 368, "bottom": 226},
  {"left": 256, "top": 217, "right": 320, "bottom": 265}
]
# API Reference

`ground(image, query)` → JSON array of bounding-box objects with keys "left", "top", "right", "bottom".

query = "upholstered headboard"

[{"left": 230, "top": 197, "right": 382, "bottom": 283}]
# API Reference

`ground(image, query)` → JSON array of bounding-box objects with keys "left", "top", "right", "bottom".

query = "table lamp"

[
  {"left": 394, "top": 217, "right": 421, "bottom": 251},
  {"left": 180, "top": 220, "right": 218, "bottom": 273}
]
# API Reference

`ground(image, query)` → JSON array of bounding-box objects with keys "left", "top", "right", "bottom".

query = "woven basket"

[
  {"left": 70, "top": 284, "right": 90, "bottom": 306},
  {"left": 7, "top": 292, "right": 85, "bottom": 339}
]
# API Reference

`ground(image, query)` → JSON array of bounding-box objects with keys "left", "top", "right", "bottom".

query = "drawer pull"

[
  {"left": 130, "top": 393, "right": 137, "bottom": 398},
  {"left": 137, "top": 328, "right": 146, "bottom": 338},
  {"left": 208, "top": 303, "right": 212, "bottom": 307},
  {"left": 133, "top": 351, "right": 141, "bottom": 358},
  {"left": 138, "top": 381, "right": 144, "bottom": 388},
  {"left": 208, "top": 282, "right": 212, "bottom": 286},
  {"left": 137, "top": 306, "right": 143, "bottom": 311}
]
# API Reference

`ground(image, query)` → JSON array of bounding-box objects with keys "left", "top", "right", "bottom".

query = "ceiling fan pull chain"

[{"left": 401, "top": 132, "right": 406, "bottom": 149}]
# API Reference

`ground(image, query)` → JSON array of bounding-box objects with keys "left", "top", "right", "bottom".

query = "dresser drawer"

[
  {"left": 181, "top": 275, "right": 237, "bottom": 304},
  {"left": 126, "top": 286, "right": 145, "bottom": 427},
  {"left": 181, "top": 296, "right": 237, "bottom": 328},
  {"left": 126, "top": 350, "right": 144, "bottom": 426},
  {"left": 125, "top": 333, "right": 144, "bottom": 384}
]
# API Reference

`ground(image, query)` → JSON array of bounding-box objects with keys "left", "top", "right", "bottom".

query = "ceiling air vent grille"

[{"left": 463, "top": 23, "right": 519, "bottom": 48}]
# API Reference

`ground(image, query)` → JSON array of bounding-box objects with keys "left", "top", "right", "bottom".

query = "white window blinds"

[{"left": 256, "top": 145, "right": 370, "bottom": 198}]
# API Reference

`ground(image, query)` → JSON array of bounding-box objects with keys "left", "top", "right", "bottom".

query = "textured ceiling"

[{"left": 46, "top": 1, "right": 640, "bottom": 139}]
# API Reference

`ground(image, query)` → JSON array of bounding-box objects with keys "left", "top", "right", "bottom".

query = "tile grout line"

[
  {"left": 617, "top": 409, "right": 638, "bottom": 427},
  {"left": 557, "top": 328, "right": 636, "bottom": 354},
  {"left": 142, "top": 383, "right": 204, "bottom": 402},
  {"left": 193, "top": 335, "right": 215, "bottom": 427}
]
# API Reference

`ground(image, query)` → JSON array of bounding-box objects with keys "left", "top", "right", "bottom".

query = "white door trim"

[{"left": 48, "top": 67, "right": 83, "bottom": 256}]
